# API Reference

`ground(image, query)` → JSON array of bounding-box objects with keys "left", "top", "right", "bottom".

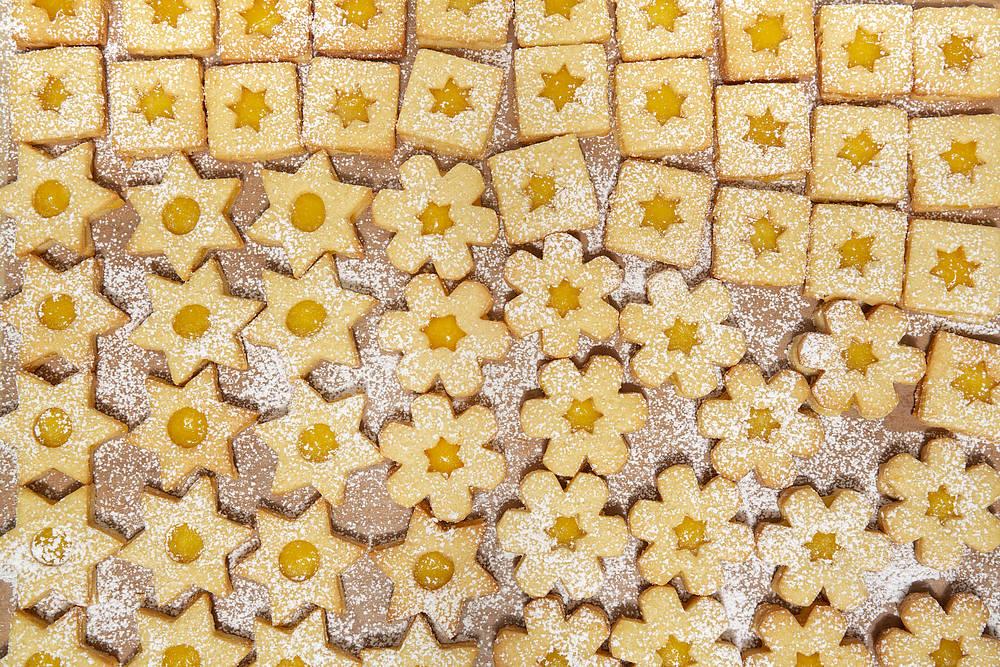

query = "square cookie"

[
  {"left": 917, "top": 331, "right": 1000, "bottom": 442},
  {"left": 313, "top": 0, "right": 406, "bottom": 58},
  {"left": 614, "top": 58, "right": 713, "bottom": 159},
  {"left": 513, "top": 0, "right": 610, "bottom": 46},
  {"left": 11, "top": 0, "right": 106, "bottom": 47},
  {"left": 805, "top": 203, "right": 907, "bottom": 306},
  {"left": 711, "top": 186, "right": 810, "bottom": 287},
  {"left": 415, "top": 0, "right": 511, "bottom": 49},
  {"left": 913, "top": 7, "right": 1000, "bottom": 101},
  {"left": 514, "top": 44, "right": 611, "bottom": 144},
  {"left": 217, "top": 0, "right": 310, "bottom": 61},
  {"left": 615, "top": 0, "right": 713, "bottom": 61},
  {"left": 719, "top": 0, "right": 816, "bottom": 82},
  {"left": 910, "top": 114, "right": 1000, "bottom": 212},
  {"left": 117, "top": 0, "right": 216, "bottom": 56}
]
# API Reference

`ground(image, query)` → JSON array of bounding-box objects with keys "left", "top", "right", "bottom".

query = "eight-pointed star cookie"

[
  {"left": 504, "top": 233, "right": 623, "bottom": 359},
  {"left": 127, "top": 153, "right": 243, "bottom": 281},
  {"left": 0, "top": 256, "right": 128, "bottom": 371},
  {"left": 744, "top": 604, "right": 873, "bottom": 667},
  {"left": 254, "top": 608, "right": 359, "bottom": 667},
  {"left": 130, "top": 259, "right": 263, "bottom": 384},
  {"left": 116, "top": 477, "right": 253, "bottom": 603},
  {"left": 4, "top": 608, "right": 114, "bottom": 666},
  {"left": 371, "top": 507, "right": 498, "bottom": 638},
  {"left": 134, "top": 594, "right": 250, "bottom": 667},
  {"left": 247, "top": 151, "right": 373, "bottom": 278},
  {"left": 254, "top": 379, "right": 382, "bottom": 505},
  {"left": 371, "top": 154, "right": 499, "bottom": 280},
  {"left": 0, "top": 142, "right": 121, "bottom": 256},
  {"left": 243, "top": 255, "right": 377, "bottom": 377},
  {"left": 494, "top": 597, "right": 618, "bottom": 667},
  {"left": 358, "top": 614, "right": 478, "bottom": 666}
]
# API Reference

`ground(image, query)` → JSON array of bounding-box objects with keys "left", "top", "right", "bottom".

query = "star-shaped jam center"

[
  {"left": 930, "top": 246, "right": 978, "bottom": 291},
  {"left": 138, "top": 84, "right": 176, "bottom": 123},
  {"left": 745, "top": 13, "right": 786, "bottom": 54},
  {"left": 37, "top": 76, "right": 69, "bottom": 112},
  {"left": 940, "top": 34, "right": 979, "bottom": 71},
  {"left": 645, "top": 83, "right": 686, "bottom": 124},
  {"left": 539, "top": 65, "right": 583, "bottom": 112},
  {"left": 430, "top": 78, "right": 471, "bottom": 118},
  {"left": 341, "top": 0, "right": 377, "bottom": 26},
  {"left": 951, "top": 362, "right": 997, "bottom": 404},
  {"left": 644, "top": 0, "right": 685, "bottom": 30},
  {"left": 229, "top": 87, "right": 271, "bottom": 131},
  {"left": 526, "top": 173, "right": 556, "bottom": 211},
  {"left": 838, "top": 129, "right": 883, "bottom": 169},
  {"left": 940, "top": 140, "right": 983, "bottom": 177},
  {"left": 332, "top": 89, "right": 374, "bottom": 127},
  {"left": 544, "top": 0, "right": 579, "bottom": 19},
  {"left": 747, "top": 215, "right": 783, "bottom": 255},
  {"left": 33, "top": 0, "right": 74, "bottom": 21},
  {"left": 744, "top": 108, "right": 787, "bottom": 148},
  {"left": 241, "top": 0, "right": 283, "bottom": 35},
  {"left": 147, "top": 0, "right": 188, "bottom": 26},
  {"left": 844, "top": 27, "right": 887, "bottom": 71},
  {"left": 640, "top": 195, "right": 682, "bottom": 232},
  {"left": 838, "top": 234, "right": 874, "bottom": 271}
]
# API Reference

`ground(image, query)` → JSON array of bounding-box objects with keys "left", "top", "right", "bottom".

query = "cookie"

[
  {"left": 116, "top": 0, "right": 216, "bottom": 56},
  {"left": 744, "top": 604, "right": 872, "bottom": 667},
  {"left": 912, "top": 7, "right": 1000, "bottom": 101},
  {"left": 358, "top": 614, "right": 478, "bottom": 666},
  {"left": 909, "top": 114, "right": 1000, "bottom": 213},
  {"left": 10, "top": 0, "right": 105, "bottom": 47},
  {"left": 253, "top": 608, "right": 358, "bottom": 666},
  {"left": 4, "top": 608, "right": 113, "bottom": 666},
  {"left": 512, "top": 0, "right": 609, "bottom": 47},
  {"left": 494, "top": 597, "right": 616, "bottom": 667},
  {"left": 415, "top": 0, "right": 511, "bottom": 49},
  {"left": 216, "top": 0, "right": 310, "bottom": 62},
  {"left": 134, "top": 594, "right": 250, "bottom": 667},
  {"left": 615, "top": 0, "right": 713, "bottom": 61},
  {"left": 719, "top": 0, "right": 816, "bottom": 82},
  {"left": 312, "top": 0, "right": 406, "bottom": 58}
]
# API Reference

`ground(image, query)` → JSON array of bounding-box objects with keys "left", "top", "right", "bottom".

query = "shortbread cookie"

[
  {"left": 628, "top": 465, "right": 754, "bottom": 595},
  {"left": 254, "top": 608, "right": 358, "bottom": 666},
  {"left": 217, "top": 0, "right": 310, "bottom": 62},
  {"left": 0, "top": 486, "right": 122, "bottom": 607},
  {"left": 381, "top": 393, "right": 503, "bottom": 523},
  {"left": 912, "top": 7, "right": 1000, "bottom": 101},
  {"left": 494, "top": 597, "right": 616, "bottom": 667},
  {"left": 127, "top": 153, "right": 243, "bottom": 280},
  {"left": 117, "top": 477, "right": 252, "bottom": 602},
  {"left": 609, "top": 585, "right": 741, "bottom": 667},
  {"left": 876, "top": 592, "right": 1000, "bottom": 667},
  {"left": 917, "top": 331, "right": 1000, "bottom": 441},
  {"left": 699, "top": 364, "right": 822, "bottom": 488},
  {"left": 254, "top": 380, "right": 382, "bottom": 505},
  {"left": 909, "top": 114, "right": 1000, "bottom": 212},
  {"left": 397, "top": 49, "right": 504, "bottom": 160},
  {"left": 0, "top": 142, "right": 121, "bottom": 256},
  {"left": 117, "top": 0, "right": 216, "bottom": 56},
  {"left": 789, "top": 300, "right": 926, "bottom": 419},
  {"left": 371, "top": 507, "right": 498, "bottom": 638},
  {"left": 236, "top": 499, "right": 362, "bottom": 624},
  {"left": 620, "top": 270, "right": 746, "bottom": 398},
  {"left": 371, "top": 154, "right": 499, "bottom": 280},
  {"left": 378, "top": 274, "right": 511, "bottom": 398},
  {"left": 496, "top": 471, "right": 628, "bottom": 599},
  {"left": 615, "top": 0, "right": 712, "bottom": 61},
  {"left": 744, "top": 604, "right": 872, "bottom": 667},
  {"left": 247, "top": 151, "right": 372, "bottom": 278},
  {"left": 130, "top": 260, "right": 262, "bottom": 385},
  {"left": 244, "top": 255, "right": 376, "bottom": 377},
  {"left": 878, "top": 437, "right": 1000, "bottom": 570},
  {"left": 313, "top": 0, "right": 406, "bottom": 58},
  {"left": 358, "top": 614, "right": 478, "bottom": 666},
  {"left": 129, "top": 365, "right": 256, "bottom": 489},
  {"left": 503, "top": 233, "right": 622, "bottom": 358},
  {"left": 605, "top": 160, "right": 712, "bottom": 268},
  {"left": 1, "top": 256, "right": 127, "bottom": 371},
  {"left": 11, "top": 0, "right": 106, "bottom": 47},
  {"left": 521, "top": 356, "right": 648, "bottom": 477},
  {"left": 0, "top": 371, "right": 125, "bottom": 486},
  {"left": 416, "top": 0, "right": 511, "bottom": 49},
  {"left": 719, "top": 0, "right": 817, "bottom": 82},
  {"left": 512, "top": 0, "right": 609, "bottom": 46},
  {"left": 755, "top": 486, "right": 891, "bottom": 610},
  {"left": 5, "top": 608, "right": 113, "bottom": 666},
  {"left": 134, "top": 594, "right": 250, "bottom": 667}
]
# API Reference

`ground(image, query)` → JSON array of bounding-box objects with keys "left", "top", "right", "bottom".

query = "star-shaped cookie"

[
  {"left": 133, "top": 594, "right": 250, "bottom": 667},
  {"left": 253, "top": 608, "right": 358, "bottom": 666},
  {"left": 4, "top": 608, "right": 114, "bottom": 665}
]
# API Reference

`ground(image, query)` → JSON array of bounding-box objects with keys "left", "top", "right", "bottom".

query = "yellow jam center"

[
  {"left": 31, "top": 527, "right": 70, "bottom": 566},
  {"left": 548, "top": 515, "right": 585, "bottom": 548},
  {"left": 838, "top": 130, "right": 883, "bottom": 169},
  {"left": 430, "top": 79, "right": 471, "bottom": 118},
  {"left": 941, "top": 35, "right": 978, "bottom": 71},
  {"left": 166, "top": 523, "right": 204, "bottom": 564},
  {"left": 547, "top": 280, "right": 581, "bottom": 318},
  {"left": 279, "top": 540, "right": 320, "bottom": 581},
  {"left": 931, "top": 247, "right": 978, "bottom": 291},
  {"left": 167, "top": 407, "right": 209, "bottom": 449},
  {"left": 162, "top": 644, "right": 202, "bottom": 667},
  {"left": 229, "top": 87, "right": 271, "bottom": 132},
  {"left": 657, "top": 635, "right": 693, "bottom": 667},
  {"left": 333, "top": 89, "right": 373, "bottom": 127},
  {"left": 38, "top": 76, "right": 69, "bottom": 112},
  {"left": 843, "top": 340, "right": 877, "bottom": 373},
  {"left": 540, "top": 66, "right": 583, "bottom": 112},
  {"left": 645, "top": 84, "right": 686, "bottom": 124},
  {"left": 645, "top": 0, "right": 685, "bottom": 30},
  {"left": 34, "top": 407, "right": 73, "bottom": 448},
  {"left": 837, "top": 234, "right": 874, "bottom": 271},
  {"left": 746, "top": 407, "right": 779, "bottom": 441},
  {"left": 425, "top": 438, "right": 463, "bottom": 476},
  {"left": 747, "top": 216, "right": 782, "bottom": 255},
  {"left": 538, "top": 652, "right": 570, "bottom": 667},
  {"left": 448, "top": 0, "right": 482, "bottom": 13},
  {"left": 147, "top": 0, "right": 188, "bottom": 26},
  {"left": 640, "top": 195, "right": 681, "bottom": 233},
  {"left": 805, "top": 531, "right": 839, "bottom": 562},
  {"left": 844, "top": 27, "right": 887, "bottom": 71},
  {"left": 341, "top": 0, "right": 377, "bottom": 27},
  {"left": 565, "top": 397, "right": 602, "bottom": 433},
  {"left": 241, "top": 0, "right": 283, "bottom": 35},
  {"left": 931, "top": 638, "right": 965, "bottom": 667},
  {"left": 423, "top": 314, "right": 465, "bottom": 351},
  {"left": 291, "top": 192, "right": 326, "bottom": 232},
  {"left": 544, "top": 0, "right": 578, "bottom": 18},
  {"left": 413, "top": 550, "right": 455, "bottom": 590},
  {"left": 796, "top": 653, "right": 822, "bottom": 667},
  {"left": 275, "top": 659, "right": 308, "bottom": 667},
  {"left": 33, "top": 0, "right": 74, "bottom": 21},
  {"left": 138, "top": 84, "right": 176, "bottom": 123},
  {"left": 32, "top": 179, "right": 70, "bottom": 219},
  {"left": 298, "top": 424, "right": 339, "bottom": 462},
  {"left": 25, "top": 652, "right": 64, "bottom": 667},
  {"left": 526, "top": 174, "right": 557, "bottom": 211},
  {"left": 940, "top": 141, "right": 982, "bottom": 177},
  {"left": 38, "top": 293, "right": 77, "bottom": 331},
  {"left": 666, "top": 320, "right": 698, "bottom": 355},
  {"left": 674, "top": 516, "right": 707, "bottom": 553},
  {"left": 162, "top": 196, "right": 201, "bottom": 236},
  {"left": 419, "top": 202, "right": 454, "bottom": 235},
  {"left": 952, "top": 362, "right": 996, "bottom": 403},
  {"left": 745, "top": 14, "right": 786, "bottom": 53},
  {"left": 744, "top": 109, "right": 787, "bottom": 148},
  {"left": 926, "top": 486, "right": 959, "bottom": 521},
  {"left": 286, "top": 299, "right": 327, "bottom": 337},
  {"left": 172, "top": 304, "right": 211, "bottom": 339}
]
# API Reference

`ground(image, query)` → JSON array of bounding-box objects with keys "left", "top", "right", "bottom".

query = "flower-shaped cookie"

[
  {"left": 756, "top": 486, "right": 891, "bottom": 610},
  {"left": 521, "top": 355, "right": 648, "bottom": 477},
  {"left": 878, "top": 437, "right": 1000, "bottom": 570},
  {"left": 381, "top": 393, "right": 504, "bottom": 522},
  {"left": 116, "top": 477, "right": 252, "bottom": 603},
  {"left": 127, "top": 153, "right": 243, "bottom": 280},
  {"left": 247, "top": 151, "right": 372, "bottom": 278},
  {"left": 359, "top": 614, "right": 478, "bottom": 666},
  {"left": 371, "top": 508, "right": 498, "bottom": 638},
  {"left": 620, "top": 269, "right": 746, "bottom": 398},
  {"left": 628, "top": 465, "right": 754, "bottom": 595},
  {"left": 789, "top": 300, "right": 926, "bottom": 419},
  {"left": 5, "top": 608, "right": 114, "bottom": 666},
  {"left": 1, "top": 256, "right": 128, "bottom": 371},
  {"left": 494, "top": 597, "right": 618, "bottom": 667},
  {"left": 236, "top": 499, "right": 362, "bottom": 625},
  {"left": 254, "top": 379, "right": 382, "bottom": 505},
  {"left": 503, "top": 233, "right": 622, "bottom": 358},
  {"left": 243, "top": 255, "right": 377, "bottom": 377},
  {"left": 698, "top": 363, "right": 823, "bottom": 488},
  {"left": 134, "top": 594, "right": 250, "bottom": 667},
  {"left": 371, "top": 154, "right": 499, "bottom": 280},
  {"left": 876, "top": 592, "right": 1000, "bottom": 667},
  {"left": 128, "top": 365, "right": 257, "bottom": 490},
  {"left": 0, "top": 371, "right": 126, "bottom": 486},
  {"left": 496, "top": 471, "right": 628, "bottom": 599},
  {"left": 0, "top": 142, "right": 121, "bottom": 256},
  {"left": 609, "top": 585, "right": 742, "bottom": 667},
  {"left": 131, "top": 259, "right": 262, "bottom": 384},
  {"left": 378, "top": 274, "right": 511, "bottom": 397},
  {"left": 254, "top": 609, "right": 358, "bottom": 667},
  {"left": 744, "top": 604, "right": 872, "bottom": 667},
  {"left": 0, "top": 487, "right": 122, "bottom": 607}
]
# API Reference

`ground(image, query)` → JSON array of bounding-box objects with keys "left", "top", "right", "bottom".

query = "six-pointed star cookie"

[
  {"left": 253, "top": 608, "right": 359, "bottom": 666},
  {"left": 4, "top": 608, "right": 114, "bottom": 666},
  {"left": 127, "top": 153, "right": 244, "bottom": 281},
  {"left": 358, "top": 614, "right": 478, "bottom": 666},
  {"left": 134, "top": 594, "right": 250, "bottom": 667}
]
